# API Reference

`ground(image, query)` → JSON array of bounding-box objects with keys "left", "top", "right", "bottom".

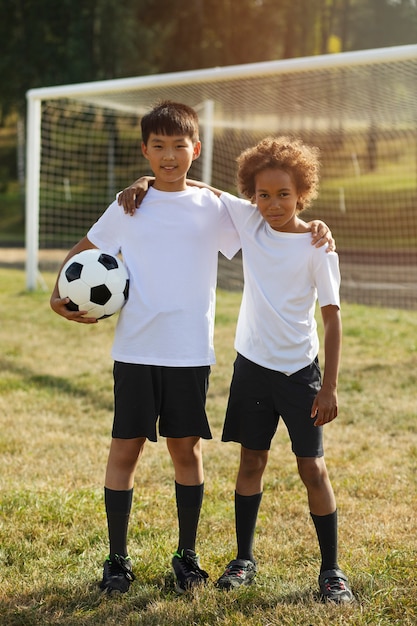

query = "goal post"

[
  {"left": 25, "top": 96, "right": 42, "bottom": 292},
  {"left": 25, "top": 44, "right": 417, "bottom": 308}
]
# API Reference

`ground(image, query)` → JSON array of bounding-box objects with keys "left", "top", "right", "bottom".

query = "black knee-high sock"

[
  {"left": 235, "top": 491, "right": 263, "bottom": 562},
  {"left": 310, "top": 509, "right": 338, "bottom": 572},
  {"left": 104, "top": 487, "right": 133, "bottom": 558},
  {"left": 175, "top": 482, "right": 204, "bottom": 553}
]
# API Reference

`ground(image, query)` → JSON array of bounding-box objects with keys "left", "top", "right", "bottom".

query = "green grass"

[{"left": 0, "top": 267, "right": 416, "bottom": 625}]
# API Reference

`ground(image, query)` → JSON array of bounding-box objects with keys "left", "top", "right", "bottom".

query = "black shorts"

[
  {"left": 112, "top": 361, "right": 212, "bottom": 441},
  {"left": 222, "top": 353, "right": 323, "bottom": 457}
]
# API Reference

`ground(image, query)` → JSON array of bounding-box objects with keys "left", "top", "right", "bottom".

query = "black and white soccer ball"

[{"left": 58, "top": 249, "right": 129, "bottom": 319}]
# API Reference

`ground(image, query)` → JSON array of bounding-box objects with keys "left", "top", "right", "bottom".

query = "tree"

[
  {"left": 342, "top": 0, "right": 417, "bottom": 50},
  {"left": 0, "top": 0, "right": 152, "bottom": 118},
  {"left": 0, "top": 0, "right": 416, "bottom": 121}
]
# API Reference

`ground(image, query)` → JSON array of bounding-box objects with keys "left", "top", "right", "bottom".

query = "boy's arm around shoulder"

[
  {"left": 185, "top": 179, "right": 223, "bottom": 197},
  {"left": 117, "top": 176, "right": 155, "bottom": 215},
  {"left": 117, "top": 177, "right": 334, "bottom": 257},
  {"left": 307, "top": 219, "right": 335, "bottom": 252},
  {"left": 117, "top": 177, "right": 223, "bottom": 215},
  {"left": 311, "top": 304, "right": 342, "bottom": 426},
  {"left": 49, "top": 236, "right": 99, "bottom": 324}
]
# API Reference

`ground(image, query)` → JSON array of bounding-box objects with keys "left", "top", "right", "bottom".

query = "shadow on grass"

[
  {"left": 0, "top": 572, "right": 333, "bottom": 626},
  {"left": 0, "top": 357, "right": 113, "bottom": 412},
  {"left": 0, "top": 582, "right": 163, "bottom": 626}
]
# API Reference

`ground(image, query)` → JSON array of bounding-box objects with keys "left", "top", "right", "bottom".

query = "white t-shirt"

[
  {"left": 87, "top": 186, "right": 240, "bottom": 366},
  {"left": 221, "top": 192, "right": 341, "bottom": 375}
]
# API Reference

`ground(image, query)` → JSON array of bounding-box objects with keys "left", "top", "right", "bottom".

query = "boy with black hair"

[{"left": 50, "top": 100, "right": 240, "bottom": 594}]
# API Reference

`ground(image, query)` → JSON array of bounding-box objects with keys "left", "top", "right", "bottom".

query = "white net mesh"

[{"left": 32, "top": 46, "right": 417, "bottom": 308}]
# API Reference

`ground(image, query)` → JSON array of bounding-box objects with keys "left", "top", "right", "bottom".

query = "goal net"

[{"left": 26, "top": 44, "right": 417, "bottom": 309}]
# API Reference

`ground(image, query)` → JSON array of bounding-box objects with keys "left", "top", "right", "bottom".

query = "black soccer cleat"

[
  {"left": 215, "top": 558, "right": 257, "bottom": 590},
  {"left": 172, "top": 549, "right": 209, "bottom": 593},
  {"left": 318, "top": 568, "right": 354, "bottom": 603},
  {"left": 99, "top": 554, "right": 135, "bottom": 594}
]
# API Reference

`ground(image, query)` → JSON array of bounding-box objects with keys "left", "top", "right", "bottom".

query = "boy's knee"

[
  {"left": 240, "top": 448, "right": 268, "bottom": 475},
  {"left": 167, "top": 437, "right": 201, "bottom": 461},
  {"left": 110, "top": 437, "right": 145, "bottom": 465},
  {"left": 297, "top": 456, "right": 328, "bottom": 487}
]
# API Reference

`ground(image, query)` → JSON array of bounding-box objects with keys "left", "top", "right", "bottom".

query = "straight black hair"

[{"left": 141, "top": 100, "right": 199, "bottom": 145}]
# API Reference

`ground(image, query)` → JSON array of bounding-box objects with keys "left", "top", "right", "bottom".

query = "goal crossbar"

[{"left": 27, "top": 43, "right": 417, "bottom": 103}]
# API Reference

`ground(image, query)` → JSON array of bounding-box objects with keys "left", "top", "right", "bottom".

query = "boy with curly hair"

[{"left": 212, "top": 136, "right": 353, "bottom": 603}]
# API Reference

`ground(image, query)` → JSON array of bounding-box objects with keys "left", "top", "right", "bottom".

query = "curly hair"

[{"left": 236, "top": 136, "right": 321, "bottom": 212}]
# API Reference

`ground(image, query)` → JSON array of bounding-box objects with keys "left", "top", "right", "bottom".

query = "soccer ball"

[{"left": 58, "top": 249, "right": 129, "bottom": 319}]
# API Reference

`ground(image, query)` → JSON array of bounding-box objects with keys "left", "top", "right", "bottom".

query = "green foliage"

[
  {"left": 0, "top": 0, "right": 152, "bottom": 116},
  {"left": 0, "top": 266, "right": 416, "bottom": 624},
  {"left": 349, "top": 0, "right": 417, "bottom": 49},
  {"left": 1, "top": 0, "right": 416, "bottom": 118}
]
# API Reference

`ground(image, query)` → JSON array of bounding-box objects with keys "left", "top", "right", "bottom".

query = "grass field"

[{"left": 0, "top": 266, "right": 416, "bottom": 625}]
